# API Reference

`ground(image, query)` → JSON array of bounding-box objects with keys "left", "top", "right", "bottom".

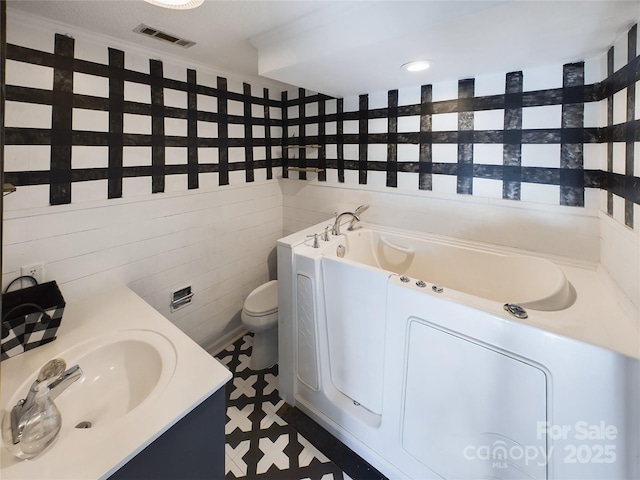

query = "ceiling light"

[
  {"left": 401, "top": 60, "right": 433, "bottom": 72},
  {"left": 144, "top": 0, "right": 204, "bottom": 10}
]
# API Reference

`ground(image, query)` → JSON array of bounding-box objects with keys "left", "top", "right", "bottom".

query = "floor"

[{"left": 215, "top": 334, "right": 384, "bottom": 480}]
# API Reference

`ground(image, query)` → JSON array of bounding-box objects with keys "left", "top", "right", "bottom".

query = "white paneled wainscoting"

[{"left": 2, "top": 181, "right": 282, "bottom": 353}]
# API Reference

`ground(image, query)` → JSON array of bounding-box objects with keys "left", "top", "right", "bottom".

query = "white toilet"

[{"left": 241, "top": 280, "right": 278, "bottom": 370}]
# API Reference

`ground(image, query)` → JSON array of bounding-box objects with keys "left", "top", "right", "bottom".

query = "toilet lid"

[{"left": 244, "top": 280, "right": 278, "bottom": 316}]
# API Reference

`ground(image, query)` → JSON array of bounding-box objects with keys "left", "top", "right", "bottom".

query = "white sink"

[{"left": 7, "top": 330, "right": 177, "bottom": 431}]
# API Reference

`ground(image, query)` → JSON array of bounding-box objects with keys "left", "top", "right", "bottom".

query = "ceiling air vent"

[{"left": 133, "top": 24, "right": 196, "bottom": 48}]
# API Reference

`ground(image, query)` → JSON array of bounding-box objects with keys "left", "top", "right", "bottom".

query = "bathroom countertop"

[{"left": 0, "top": 286, "right": 231, "bottom": 479}]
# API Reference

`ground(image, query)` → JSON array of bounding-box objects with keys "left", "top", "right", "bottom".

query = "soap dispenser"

[{"left": 17, "top": 381, "right": 62, "bottom": 459}]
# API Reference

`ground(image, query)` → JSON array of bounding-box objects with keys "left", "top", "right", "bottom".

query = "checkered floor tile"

[{"left": 216, "top": 335, "right": 352, "bottom": 480}]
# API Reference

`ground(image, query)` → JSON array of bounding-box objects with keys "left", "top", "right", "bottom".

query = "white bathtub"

[{"left": 277, "top": 222, "right": 640, "bottom": 480}]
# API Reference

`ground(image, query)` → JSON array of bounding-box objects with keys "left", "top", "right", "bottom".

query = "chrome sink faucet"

[{"left": 8, "top": 359, "right": 82, "bottom": 446}]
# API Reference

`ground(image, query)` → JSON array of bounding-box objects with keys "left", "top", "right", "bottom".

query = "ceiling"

[{"left": 7, "top": 0, "right": 640, "bottom": 97}]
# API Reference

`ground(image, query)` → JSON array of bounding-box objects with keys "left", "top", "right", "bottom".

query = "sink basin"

[{"left": 7, "top": 330, "right": 177, "bottom": 431}]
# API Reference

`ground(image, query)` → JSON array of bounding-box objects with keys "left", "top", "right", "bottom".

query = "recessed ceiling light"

[
  {"left": 401, "top": 60, "right": 433, "bottom": 72},
  {"left": 144, "top": 0, "right": 204, "bottom": 10}
]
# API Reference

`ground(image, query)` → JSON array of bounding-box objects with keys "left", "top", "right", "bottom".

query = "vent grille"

[{"left": 133, "top": 24, "right": 196, "bottom": 48}]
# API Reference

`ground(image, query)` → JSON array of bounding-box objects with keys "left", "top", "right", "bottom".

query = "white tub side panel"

[
  {"left": 402, "top": 319, "right": 547, "bottom": 480},
  {"left": 296, "top": 274, "right": 319, "bottom": 390},
  {"left": 322, "top": 257, "right": 389, "bottom": 414}
]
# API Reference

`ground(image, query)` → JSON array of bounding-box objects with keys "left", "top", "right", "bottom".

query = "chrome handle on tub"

[{"left": 380, "top": 237, "right": 415, "bottom": 254}]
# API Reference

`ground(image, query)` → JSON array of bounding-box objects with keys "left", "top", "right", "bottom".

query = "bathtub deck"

[{"left": 215, "top": 334, "right": 384, "bottom": 480}]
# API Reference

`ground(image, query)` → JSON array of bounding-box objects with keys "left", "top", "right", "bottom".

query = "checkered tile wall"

[
  {"left": 284, "top": 25, "right": 640, "bottom": 229},
  {"left": 3, "top": 26, "right": 639, "bottom": 228},
  {"left": 4, "top": 33, "right": 282, "bottom": 205}
]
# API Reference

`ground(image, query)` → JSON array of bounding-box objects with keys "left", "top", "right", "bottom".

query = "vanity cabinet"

[{"left": 110, "top": 388, "right": 226, "bottom": 480}]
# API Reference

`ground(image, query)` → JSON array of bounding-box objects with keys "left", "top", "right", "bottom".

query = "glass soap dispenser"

[{"left": 17, "top": 381, "right": 62, "bottom": 459}]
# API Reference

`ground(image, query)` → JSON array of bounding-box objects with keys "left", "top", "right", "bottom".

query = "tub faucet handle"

[
  {"left": 322, "top": 226, "right": 331, "bottom": 242},
  {"left": 306, "top": 234, "right": 320, "bottom": 248}
]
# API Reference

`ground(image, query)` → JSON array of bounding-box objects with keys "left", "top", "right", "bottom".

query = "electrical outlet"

[{"left": 21, "top": 262, "right": 45, "bottom": 285}]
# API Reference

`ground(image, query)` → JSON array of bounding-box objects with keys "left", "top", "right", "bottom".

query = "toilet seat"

[{"left": 243, "top": 280, "right": 278, "bottom": 316}]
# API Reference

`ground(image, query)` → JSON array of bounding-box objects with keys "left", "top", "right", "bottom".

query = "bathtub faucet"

[{"left": 332, "top": 211, "right": 360, "bottom": 235}]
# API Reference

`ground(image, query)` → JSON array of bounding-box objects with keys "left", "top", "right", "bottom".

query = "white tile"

[
  {"left": 123, "top": 146, "right": 152, "bottom": 166},
  {"left": 123, "top": 113, "right": 152, "bottom": 135},
  {"left": 4, "top": 145, "right": 50, "bottom": 172},
  {"left": 474, "top": 72, "right": 506, "bottom": 97},
  {"left": 433, "top": 144, "right": 458, "bottom": 163},
  {"left": 367, "top": 143, "right": 387, "bottom": 161},
  {"left": 342, "top": 95, "right": 359, "bottom": 113},
  {"left": 474, "top": 144, "right": 504, "bottom": 165},
  {"left": 368, "top": 90, "right": 389, "bottom": 110},
  {"left": 165, "top": 174, "right": 188, "bottom": 192},
  {"left": 522, "top": 64, "right": 563, "bottom": 92},
  {"left": 228, "top": 123, "right": 245, "bottom": 138},
  {"left": 431, "top": 112, "right": 457, "bottom": 131},
  {"left": 124, "top": 81, "right": 151, "bottom": 104},
  {"left": 198, "top": 120, "right": 218, "bottom": 138},
  {"left": 343, "top": 120, "right": 359, "bottom": 134},
  {"left": 584, "top": 100, "right": 604, "bottom": 129},
  {"left": 228, "top": 147, "right": 245, "bottom": 163},
  {"left": 521, "top": 105, "right": 562, "bottom": 129},
  {"left": 612, "top": 32, "right": 629, "bottom": 73},
  {"left": 73, "top": 38, "right": 108, "bottom": 64},
  {"left": 122, "top": 176, "right": 152, "bottom": 197},
  {"left": 613, "top": 89, "right": 627, "bottom": 125},
  {"left": 164, "top": 88, "right": 188, "bottom": 109},
  {"left": 72, "top": 179, "right": 108, "bottom": 203},
  {"left": 473, "top": 178, "right": 503, "bottom": 199},
  {"left": 305, "top": 102, "right": 318, "bottom": 117},
  {"left": 73, "top": 108, "right": 109, "bottom": 132},
  {"left": 198, "top": 147, "right": 218, "bottom": 164},
  {"left": 474, "top": 109, "right": 504, "bottom": 130},
  {"left": 431, "top": 173, "right": 457, "bottom": 194},
  {"left": 164, "top": 117, "right": 188, "bottom": 137},
  {"left": 124, "top": 51, "right": 150, "bottom": 74},
  {"left": 367, "top": 170, "right": 387, "bottom": 188},
  {"left": 166, "top": 147, "right": 187, "bottom": 165},
  {"left": 343, "top": 144, "right": 359, "bottom": 160},
  {"left": 520, "top": 183, "right": 560, "bottom": 205},
  {"left": 6, "top": 60, "right": 53, "bottom": 90},
  {"left": 228, "top": 100, "right": 244, "bottom": 117},
  {"left": 397, "top": 86, "right": 421, "bottom": 106},
  {"left": 325, "top": 99, "right": 337, "bottom": 115},
  {"left": 306, "top": 123, "right": 318, "bottom": 137},
  {"left": 269, "top": 106, "right": 282, "bottom": 120},
  {"left": 397, "top": 115, "right": 420, "bottom": 133},
  {"left": 197, "top": 94, "right": 217, "bottom": 113},
  {"left": 396, "top": 171, "right": 418, "bottom": 190},
  {"left": 5, "top": 101, "right": 52, "bottom": 129},
  {"left": 584, "top": 54, "right": 605, "bottom": 85},
  {"left": 71, "top": 146, "right": 109, "bottom": 169},
  {"left": 228, "top": 169, "right": 247, "bottom": 184},
  {"left": 398, "top": 143, "right": 419, "bottom": 161},
  {"left": 368, "top": 118, "right": 387, "bottom": 134},
  {"left": 432, "top": 80, "right": 459, "bottom": 102},
  {"left": 287, "top": 105, "right": 299, "bottom": 120},
  {"left": 612, "top": 143, "right": 626, "bottom": 175},
  {"left": 253, "top": 146, "right": 266, "bottom": 161},
  {"left": 7, "top": 20, "right": 54, "bottom": 53},
  {"left": 73, "top": 72, "right": 109, "bottom": 98},
  {"left": 584, "top": 143, "right": 606, "bottom": 171},
  {"left": 251, "top": 103, "right": 265, "bottom": 118},
  {"left": 252, "top": 125, "right": 266, "bottom": 138},
  {"left": 521, "top": 144, "right": 561, "bottom": 168}
]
